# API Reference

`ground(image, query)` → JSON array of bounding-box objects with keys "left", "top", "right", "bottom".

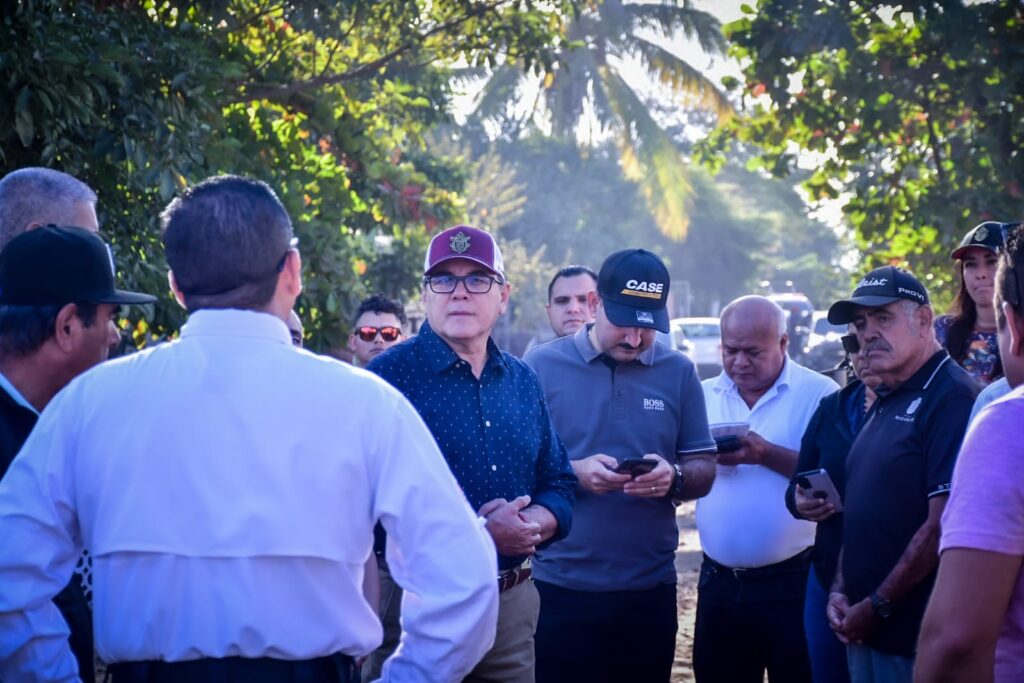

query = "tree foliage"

[
  {"left": 468, "top": 0, "right": 730, "bottom": 240},
  {"left": 699, "top": 0, "right": 1024, "bottom": 300},
  {"left": 0, "top": 0, "right": 573, "bottom": 348}
]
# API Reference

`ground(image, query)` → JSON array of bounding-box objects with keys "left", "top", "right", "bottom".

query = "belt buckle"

[{"left": 730, "top": 566, "right": 748, "bottom": 579}]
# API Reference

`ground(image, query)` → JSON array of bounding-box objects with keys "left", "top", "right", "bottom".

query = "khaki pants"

[{"left": 464, "top": 578, "right": 540, "bottom": 683}]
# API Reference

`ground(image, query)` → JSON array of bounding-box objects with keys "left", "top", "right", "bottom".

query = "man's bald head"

[
  {"left": 719, "top": 296, "right": 789, "bottom": 404},
  {"left": 0, "top": 168, "right": 98, "bottom": 249}
]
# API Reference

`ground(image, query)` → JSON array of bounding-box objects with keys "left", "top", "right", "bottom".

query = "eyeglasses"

[
  {"left": 423, "top": 273, "right": 502, "bottom": 294},
  {"left": 275, "top": 237, "right": 300, "bottom": 273},
  {"left": 355, "top": 326, "right": 401, "bottom": 343}
]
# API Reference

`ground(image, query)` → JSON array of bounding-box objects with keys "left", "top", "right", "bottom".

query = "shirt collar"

[
  {"left": 418, "top": 320, "right": 510, "bottom": 375},
  {"left": 179, "top": 309, "right": 293, "bottom": 346},
  {"left": 712, "top": 354, "right": 793, "bottom": 401},
  {"left": 875, "top": 349, "right": 950, "bottom": 397},
  {"left": 573, "top": 323, "right": 657, "bottom": 366},
  {"left": 0, "top": 371, "right": 38, "bottom": 415}
]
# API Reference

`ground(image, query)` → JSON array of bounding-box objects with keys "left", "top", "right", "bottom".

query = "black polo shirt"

[{"left": 842, "top": 350, "right": 977, "bottom": 656}]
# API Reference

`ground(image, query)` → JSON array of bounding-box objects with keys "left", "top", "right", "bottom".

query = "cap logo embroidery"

[
  {"left": 858, "top": 277, "right": 887, "bottom": 288},
  {"left": 974, "top": 225, "right": 989, "bottom": 242},
  {"left": 897, "top": 287, "right": 924, "bottom": 301},
  {"left": 636, "top": 310, "right": 654, "bottom": 324},
  {"left": 450, "top": 231, "right": 471, "bottom": 254},
  {"left": 622, "top": 280, "right": 664, "bottom": 299}
]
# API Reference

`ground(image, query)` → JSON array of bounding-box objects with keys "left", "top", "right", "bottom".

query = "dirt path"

[{"left": 673, "top": 501, "right": 702, "bottom": 682}]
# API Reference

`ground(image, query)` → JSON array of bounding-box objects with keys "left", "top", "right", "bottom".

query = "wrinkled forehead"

[{"left": 851, "top": 300, "right": 906, "bottom": 322}]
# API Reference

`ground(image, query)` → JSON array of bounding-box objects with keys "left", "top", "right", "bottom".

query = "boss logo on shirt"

[{"left": 643, "top": 398, "right": 665, "bottom": 411}]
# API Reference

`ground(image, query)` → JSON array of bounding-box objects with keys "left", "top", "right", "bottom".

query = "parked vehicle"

[
  {"left": 802, "top": 312, "right": 848, "bottom": 372},
  {"left": 767, "top": 293, "right": 815, "bottom": 362},
  {"left": 671, "top": 317, "right": 722, "bottom": 379}
]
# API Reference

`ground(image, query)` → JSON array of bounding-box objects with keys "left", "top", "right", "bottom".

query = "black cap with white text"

[
  {"left": 827, "top": 265, "right": 929, "bottom": 325},
  {"left": 596, "top": 248, "right": 670, "bottom": 333}
]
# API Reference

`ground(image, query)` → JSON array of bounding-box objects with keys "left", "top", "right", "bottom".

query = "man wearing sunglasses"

[
  {"left": 347, "top": 294, "right": 406, "bottom": 367},
  {"left": 368, "top": 225, "right": 576, "bottom": 683}
]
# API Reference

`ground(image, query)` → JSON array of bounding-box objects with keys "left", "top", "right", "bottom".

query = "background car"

[
  {"left": 767, "top": 293, "right": 815, "bottom": 363},
  {"left": 802, "top": 311, "right": 848, "bottom": 372},
  {"left": 671, "top": 317, "right": 722, "bottom": 379}
]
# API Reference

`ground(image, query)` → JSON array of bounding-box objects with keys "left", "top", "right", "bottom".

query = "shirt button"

[
  {"left": 485, "top": 420, "right": 491, "bottom": 427},
  {"left": 491, "top": 465, "right": 497, "bottom": 471}
]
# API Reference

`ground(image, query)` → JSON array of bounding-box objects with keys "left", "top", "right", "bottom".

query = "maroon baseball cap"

[{"left": 423, "top": 225, "right": 505, "bottom": 279}]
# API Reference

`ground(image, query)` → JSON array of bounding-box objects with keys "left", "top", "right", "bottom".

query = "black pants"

[
  {"left": 107, "top": 653, "right": 357, "bottom": 683},
  {"left": 693, "top": 554, "right": 812, "bottom": 683},
  {"left": 535, "top": 579, "right": 677, "bottom": 683}
]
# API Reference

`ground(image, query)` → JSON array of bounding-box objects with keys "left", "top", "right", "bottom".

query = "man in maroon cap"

[{"left": 368, "top": 225, "right": 576, "bottom": 683}]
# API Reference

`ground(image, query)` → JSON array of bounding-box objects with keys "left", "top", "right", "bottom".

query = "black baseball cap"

[
  {"left": 951, "top": 221, "right": 1007, "bottom": 260},
  {"left": 0, "top": 225, "right": 157, "bottom": 306},
  {"left": 596, "top": 248, "right": 670, "bottom": 333},
  {"left": 827, "top": 266, "right": 929, "bottom": 325}
]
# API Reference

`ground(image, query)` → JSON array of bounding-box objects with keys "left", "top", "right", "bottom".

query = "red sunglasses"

[{"left": 356, "top": 326, "right": 401, "bottom": 342}]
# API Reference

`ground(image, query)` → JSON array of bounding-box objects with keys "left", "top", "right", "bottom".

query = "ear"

[
  {"left": 167, "top": 271, "right": 187, "bottom": 309},
  {"left": 587, "top": 290, "right": 599, "bottom": 318},
  {"left": 779, "top": 332, "right": 789, "bottom": 355},
  {"left": 52, "top": 303, "right": 81, "bottom": 353},
  {"left": 281, "top": 250, "right": 303, "bottom": 298},
  {"left": 1005, "top": 302, "right": 1024, "bottom": 358},
  {"left": 918, "top": 304, "right": 935, "bottom": 331},
  {"left": 497, "top": 281, "right": 511, "bottom": 316},
  {"left": 347, "top": 333, "right": 357, "bottom": 353}
]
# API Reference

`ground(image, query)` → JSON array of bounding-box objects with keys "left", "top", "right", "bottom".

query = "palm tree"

[{"left": 468, "top": 0, "right": 731, "bottom": 240}]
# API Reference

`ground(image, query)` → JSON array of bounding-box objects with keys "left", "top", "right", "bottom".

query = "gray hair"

[{"left": 0, "top": 168, "right": 96, "bottom": 249}]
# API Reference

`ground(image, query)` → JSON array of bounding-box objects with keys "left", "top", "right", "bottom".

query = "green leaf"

[{"left": 15, "top": 110, "right": 33, "bottom": 146}]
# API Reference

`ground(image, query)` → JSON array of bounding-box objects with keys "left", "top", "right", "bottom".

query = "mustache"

[
  {"left": 617, "top": 342, "right": 642, "bottom": 351},
  {"left": 864, "top": 342, "right": 891, "bottom": 353}
]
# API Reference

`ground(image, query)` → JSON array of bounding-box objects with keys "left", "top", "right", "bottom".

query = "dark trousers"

[
  {"left": 693, "top": 554, "right": 812, "bottom": 683},
  {"left": 534, "top": 579, "right": 677, "bottom": 683},
  {"left": 805, "top": 571, "right": 850, "bottom": 683},
  {"left": 107, "top": 653, "right": 357, "bottom": 683}
]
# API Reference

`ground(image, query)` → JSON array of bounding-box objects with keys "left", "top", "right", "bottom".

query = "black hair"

[
  {"left": 354, "top": 294, "right": 406, "bottom": 327},
  {"left": 161, "top": 175, "right": 294, "bottom": 311},
  {"left": 0, "top": 302, "right": 99, "bottom": 357},
  {"left": 997, "top": 230, "right": 1024, "bottom": 330},
  {"left": 547, "top": 265, "right": 597, "bottom": 302}
]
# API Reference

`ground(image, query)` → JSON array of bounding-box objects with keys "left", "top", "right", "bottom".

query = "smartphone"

[
  {"left": 614, "top": 458, "right": 657, "bottom": 478},
  {"left": 713, "top": 435, "right": 743, "bottom": 453},
  {"left": 795, "top": 468, "right": 843, "bottom": 512}
]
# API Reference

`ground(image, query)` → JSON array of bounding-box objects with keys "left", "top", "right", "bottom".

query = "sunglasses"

[{"left": 356, "top": 326, "right": 401, "bottom": 343}]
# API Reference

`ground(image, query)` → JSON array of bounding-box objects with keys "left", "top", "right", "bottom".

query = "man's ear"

[
  {"left": 587, "top": 290, "right": 599, "bottom": 318},
  {"left": 918, "top": 304, "right": 935, "bottom": 332},
  {"left": 52, "top": 303, "right": 81, "bottom": 352},
  {"left": 498, "top": 281, "right": 511, "bottom": 316},
  {"left": 779, "top": 332, "right": 789, "bottom": 355},
  {"left": 167, "top": 271, "right": 187, "bottom": 309}
]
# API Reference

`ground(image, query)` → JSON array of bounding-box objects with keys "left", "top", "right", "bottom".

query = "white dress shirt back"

[
  {"left": 0, "top": 310, "right": 498, "bottom": 683},
  {"left": 697, "top": 357, "right": 837, "bottom": 568}
]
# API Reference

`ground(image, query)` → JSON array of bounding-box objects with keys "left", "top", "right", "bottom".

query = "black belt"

[
  {"left": 703, "top": 548, "right": 812, "bottom": 580},
  {"left": 106, "top": 653, "right": 356, "bottom": 683}
]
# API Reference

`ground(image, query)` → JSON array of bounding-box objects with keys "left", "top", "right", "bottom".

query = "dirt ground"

[{"left": 672, "top": 501, "right": 702, "bottom": 683}]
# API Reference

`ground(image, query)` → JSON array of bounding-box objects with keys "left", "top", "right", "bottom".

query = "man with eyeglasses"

[
  {"left": 0, "top": 177, "right": 500, "bottom": 683},
  {"left": 916, "top": 225, "right": 1024, "bottom": 683},
  {"left": 368, "top": 225, "right": 576, "bottom": 683},
  {"left": 824, "top": 266, "right": 976, "bottom": 683},
  {"left": 347, "top": 294, "right": 406, "bottom": 367}
]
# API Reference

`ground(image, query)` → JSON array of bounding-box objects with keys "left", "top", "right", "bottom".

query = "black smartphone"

[
  {"left": 613, "top": 458, "right": 657, "bottom": 477},
  {"left": 713, "top": 435, "right": 742, "bottom": 453}
]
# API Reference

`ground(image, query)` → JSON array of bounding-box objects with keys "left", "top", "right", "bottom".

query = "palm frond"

[
  {"left": 601, "top": 68, "right": 693, "bottom": 240},
  {"left": 625, "top": 2, "right": 727, "bottom": 56},
  {"left": 624, "top": 36, "right": 733, "bottom": 121},
  {"left": 544, "top": 47, "right": 602, "bottom": 138},
  {"left": 470, "top": 65, "right": 527, "bottom": 123}
]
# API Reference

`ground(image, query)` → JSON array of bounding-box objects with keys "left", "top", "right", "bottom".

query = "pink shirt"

[{"left": 941, "top": 385, "right": 1024, "bottom": 682}]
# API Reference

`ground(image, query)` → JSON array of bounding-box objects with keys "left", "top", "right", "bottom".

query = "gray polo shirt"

[{"left": 524, "top": 325, "right": 715, "bottom": 591}]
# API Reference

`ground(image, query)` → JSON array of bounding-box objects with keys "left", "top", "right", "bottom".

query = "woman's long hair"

[{"left": 943, "top": 262, "right": 1002, "bottom": 380}]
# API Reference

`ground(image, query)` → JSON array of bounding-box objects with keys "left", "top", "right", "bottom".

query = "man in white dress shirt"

[
  {"left": 694, "top": 295, "right": 838, "bottom": 683},
  {"left": 0, "top": 175, "right": 499, "bottom": 683}
]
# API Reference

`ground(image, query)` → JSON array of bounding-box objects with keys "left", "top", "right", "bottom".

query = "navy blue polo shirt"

[
  {"left": 524, "top": 325, "right": 715, "bottom": 591},
  {"left": 842, "top": 350, "right": 977, "bottom": 656},
  {"left": 368, "top": 320, "right": 576, "bottom": 570}
]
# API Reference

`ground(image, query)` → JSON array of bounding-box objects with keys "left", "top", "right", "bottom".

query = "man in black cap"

[
  {"left": 0, "top": 225, "right": 156, "bottom": 682},
  {"left": 524, "top": 248, "right": 717, "bottom": 683},
  {"left": 824, "top": 266, "right": 977, "bottom": 683}
]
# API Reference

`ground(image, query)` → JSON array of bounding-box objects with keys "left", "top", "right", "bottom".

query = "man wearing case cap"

[
  {"left": 368, "top": 225, "right": 575, "bottom": 683},
  {"left": 0, "top": 225, "right": 154, "bottom": 683},
  {"left": 0, "top": 178, "right": 500, "bottom": 683},
  {"left": 524, "top": 249, "right": 717, "bottom": 683},
  {"left": 824, "top": 266, "right": 977, "bottom": 683}
]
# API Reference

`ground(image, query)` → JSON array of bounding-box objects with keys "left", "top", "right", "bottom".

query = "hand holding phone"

[
  {"left": 795, "top": 468, "right": 843, "bottom": 513},
  {"left": 614, "top": 458, "right": 658, "bottom": 478}
]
